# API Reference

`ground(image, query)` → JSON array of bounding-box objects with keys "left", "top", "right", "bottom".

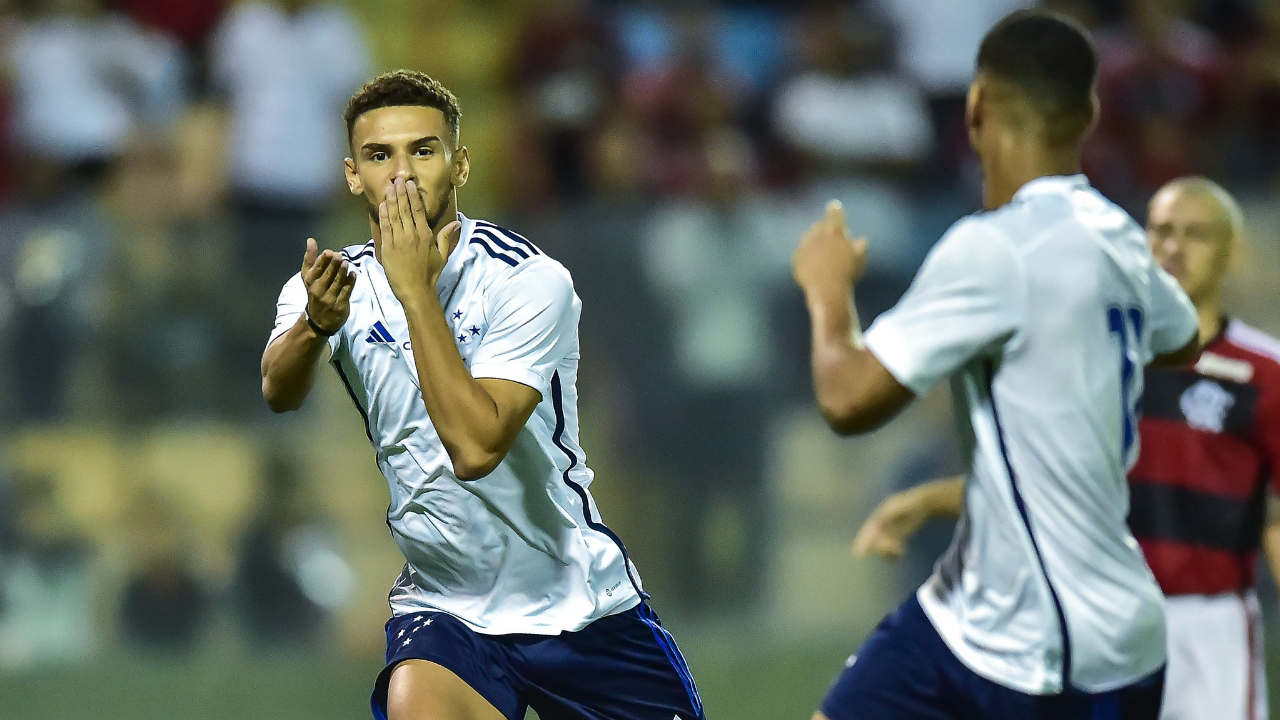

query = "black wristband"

[{"left": 306, "top": 313, "right": 338, "bottom": 338}]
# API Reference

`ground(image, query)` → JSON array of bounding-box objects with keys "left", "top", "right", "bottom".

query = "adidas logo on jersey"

[{"left": 365, "top": 321, "right": 397, "bottom": 344}]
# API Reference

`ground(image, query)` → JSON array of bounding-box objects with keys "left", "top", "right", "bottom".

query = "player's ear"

[
  {"left": 965, "top": 80, "right": 984, "bottom": 139},
  {"left": 453, "top": 145, "right": 470, "bottom": 188},
  {"left": 344, "top": 157, "right": 363, "bottom": 196},
  {"left": 1082, "top": 90, "right": 1101, "bottom": 143}
]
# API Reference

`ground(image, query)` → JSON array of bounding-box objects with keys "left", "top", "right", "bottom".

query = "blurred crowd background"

[{"left": 2, "top": 0, "right": 1280, "bottom": 717}]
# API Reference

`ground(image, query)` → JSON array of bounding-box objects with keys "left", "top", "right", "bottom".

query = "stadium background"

[{"left": 0, "top": 0, "right": 1279, "bottom": 717}]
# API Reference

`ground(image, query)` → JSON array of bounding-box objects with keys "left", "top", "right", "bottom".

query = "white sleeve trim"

[
  {"left": 469, "top": 363, "right": 550, "bottom": 399},
  {"left": 864, "top": 321, "right": 930, "bottom": 397}
]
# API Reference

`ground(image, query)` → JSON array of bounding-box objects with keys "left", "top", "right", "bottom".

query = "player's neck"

[
  {"left": 1195, "top": 299, "right": 1224, "bottom": 346},
  {"left": 981, "top": 136, "right": 1081, "bottom": 211}
]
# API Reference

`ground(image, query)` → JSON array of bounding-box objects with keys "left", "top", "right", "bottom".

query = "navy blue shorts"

[
  {"left": 821, "top": 596, "right": 1165, "bottom": 720},
  {"left": 371, "top": 603, "right": 705, "bottom": 720}
]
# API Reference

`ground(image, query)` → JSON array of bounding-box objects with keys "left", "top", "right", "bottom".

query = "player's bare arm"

[
  {"left": 379, "top": 177, "right": 539, "bottom": 481},
  {"left": 794, "top": 201, "right": 914, "bottom": 435},
  {"left": 261, "top": 239, "right": 356, "bottom": 412},
  {"left": 852, "top": 476, "right": 964, "bottom": 560}
]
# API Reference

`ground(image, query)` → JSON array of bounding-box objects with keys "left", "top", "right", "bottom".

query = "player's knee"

[{"left": 811, "top": 712, "right": 832, "bottom": 720}]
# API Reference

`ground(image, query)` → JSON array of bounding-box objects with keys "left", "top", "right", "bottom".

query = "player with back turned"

[
  {"left": 791, "top": 12, "right": 1199, "bottom": 720},
  {"left": 852, "top": 177, "right": 1280, "bottom": 720},
  {"left": 260, "top": 70, "right": 704, "bottom": 720}
]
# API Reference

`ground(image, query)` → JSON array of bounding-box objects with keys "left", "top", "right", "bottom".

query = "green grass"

[
  {"left": 5, "top": 627, "right": 1266, "bottom": 719},
  {"left": 0, "top": 633, "right": 853, "bottom": 720}
]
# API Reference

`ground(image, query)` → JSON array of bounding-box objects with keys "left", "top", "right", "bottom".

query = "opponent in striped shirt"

[
  {"left": 260, "top": 70, "right": 703, "bottom": 720},
  {"left": 1132, "top": 177, "right": 1280, "bottom": 720}
]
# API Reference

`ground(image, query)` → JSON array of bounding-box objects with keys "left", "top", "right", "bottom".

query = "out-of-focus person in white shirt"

[
  {"left": 210, "top": 0, "right": 369, "bottom": 309},
  {"left": 7, "top": 0, "right": 187, "bottom": 172}
]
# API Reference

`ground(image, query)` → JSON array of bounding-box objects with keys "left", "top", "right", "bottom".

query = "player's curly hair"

[{"left": 344, "top": 70, "right": 462, "bottom": 148}]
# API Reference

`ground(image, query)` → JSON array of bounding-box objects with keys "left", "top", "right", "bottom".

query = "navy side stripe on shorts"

[{"left": 636, "top": 604, "right": 704, "bottom": 717}]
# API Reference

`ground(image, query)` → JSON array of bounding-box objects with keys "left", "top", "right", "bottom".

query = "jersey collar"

[
  {"left": 1012, "top": 174, "right": 1090, "bottom": 202},
  {"left": 435, "top": 211, "right": 473, "bottom": 302}
]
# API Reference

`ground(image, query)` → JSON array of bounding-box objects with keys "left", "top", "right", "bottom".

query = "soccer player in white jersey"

[
  {"left": 791, "top": 13, "right": 1200, "bottom": 720},
  {"left": 853, "top": 177, "right": 1280, "bottom": 720},
  {"left": 260, "top": 70, "right": 704, "bottom": 720}
]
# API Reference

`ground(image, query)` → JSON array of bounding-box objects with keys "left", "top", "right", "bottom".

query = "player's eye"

[
  {"left": 415, "top": 147, "right": 434, "bottom": 157},
  {"left": 370, "top": 152, "right": 388, "bottom": 162}
]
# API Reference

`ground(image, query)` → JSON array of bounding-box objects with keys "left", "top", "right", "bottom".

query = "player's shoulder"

[
  {"left": 466, "top": 218, "right": 572, "bottom": 284},
  {"left": 1221, "top": 319, "right": 1280, "bottom": 379},
  {"left": 339, "top": 239, "right": 376, "bottom": 267},
  {"left": 925, "top": 212, "right": 1022, "bottom": 279}
]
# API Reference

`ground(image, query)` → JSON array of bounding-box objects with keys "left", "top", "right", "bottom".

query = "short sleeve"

[
  {"left": 1145, "top": 263, "right": 1198, "bottom": 358},
  {"left": 864, "top": 219, "right": 1024, "bottom": 396},
  {"left": 468, "top": 260, "right": 577, "bottom": 400},
  {"left": 267, "top": 272, "right": 340, "bottom": 356}
]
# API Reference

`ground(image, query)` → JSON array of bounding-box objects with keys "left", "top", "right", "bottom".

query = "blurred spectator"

[
  {"left": 873, "top": 0, "right": 1032, "bottom": 184},
  {"left": 618, "top": 49, "right": 746, "bottom": 197},
  {"left": 119, "top": 489, "right": 208, "bottom": 651},
  {"left": 614, "top": 2, "right": 785, "bottom": 91},
  {"left": 0, "top": 470, "right": 94, "bottom": 668},
  {"left": 0, "top": 159, "right": 113, "bottom": 421},
  {"left": 110, "top": 0, "right": 226, "bottom": 49},
  {"left": 511, "top": 0, "right": 617, "bottom": 203},
  {"left": 1219, "top": 0, "right": 1280, "bottom": 188},
  {"left": 638, "top": 129, "right": 799, "bottom": 611},
  {"left": 210, "top": 0, "right": 369, "bottom": 312},
  {"left": 100, "top": 136, "right": 242, "bottom": 421},
  {"left": 233, "top": 455, "right": 351, "bottom": 648},
  {"left": 1086, "top": 0, "right": 1229, "bottom": 211},
  {"left": 7, "top": 0, "right": 187, "bottom": 174},
  {"left": 771, "top": 3, "right": 932, "bottom": 172}
]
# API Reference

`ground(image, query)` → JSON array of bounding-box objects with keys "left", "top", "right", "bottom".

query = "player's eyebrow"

[{"left": 360, "top": 136, "right": 442, "bottom": 154}]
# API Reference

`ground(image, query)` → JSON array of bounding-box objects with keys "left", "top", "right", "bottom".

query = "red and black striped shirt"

[{"left": 1128, "top": 318, "right": 1280, "bottom": 596}]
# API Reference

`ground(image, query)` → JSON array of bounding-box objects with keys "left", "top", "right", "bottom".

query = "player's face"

[
  {"left": 1147, "top": 188, "right": 1232, "bottom": 304},
  {"left": 344, "top": 105, "right": 469, "bottom": 251}
]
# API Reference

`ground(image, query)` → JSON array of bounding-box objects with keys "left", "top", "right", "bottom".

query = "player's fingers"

[
  {"left": 384, "top": 184, "right": 401, "bottom": 239},
  {"left": 825, "top": 199, "right": 845, "bottom": 229},
  {"left": 852, "top": 237, "right": 868, "bottom": 254},
  {"left": 406, "top": 179, "right": 431, "bottom": 235},
  {"left": 436, "top": 219, "right": 462, "bottom": 257},
  {"left": 303, "top": 237, "right": 318, "bottom": 272},
  {"left": 335, "top": 278, "right": 354, "bottom": 305},
  {"left": 314, "top": 253, "right": 341, "bottom": 293},
  {"left": 876, "top": 537, "right": 904, "bottom": 560},
  {"left": 320, "top": 260, "right": 350, "bottom": 303},
  {"left": 303, "top": 250, "right": 333, "bottom": 287},
  {"left": 395, "top": 178, "right": 415, "bottom": 239},
  {"left": 379, "top": 201, "right": 393, "bottom": 247},
  {"left": 851, "top": 519, "right": 883, "bottom": 558}
]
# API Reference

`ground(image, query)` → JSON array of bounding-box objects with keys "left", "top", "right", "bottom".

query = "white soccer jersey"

[
  {"left": 268, "top": 213, "right": 643, "bottom": 636},
  {"left": 864, "top": 175, "right": 1198, "bottom": 694}
]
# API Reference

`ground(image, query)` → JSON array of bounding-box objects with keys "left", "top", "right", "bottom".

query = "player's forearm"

[
  {"left": 400, "top": 290, "right": 509, "bottom": 479},
  {"left": 806, "top": 288, "right": 880, "bottom": 434},
  {"left": 912, "top": 476, "right": 965, "bottom": 518},
  {"left": 261, "top": 317, "right": 329, "bottom": 413}
]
